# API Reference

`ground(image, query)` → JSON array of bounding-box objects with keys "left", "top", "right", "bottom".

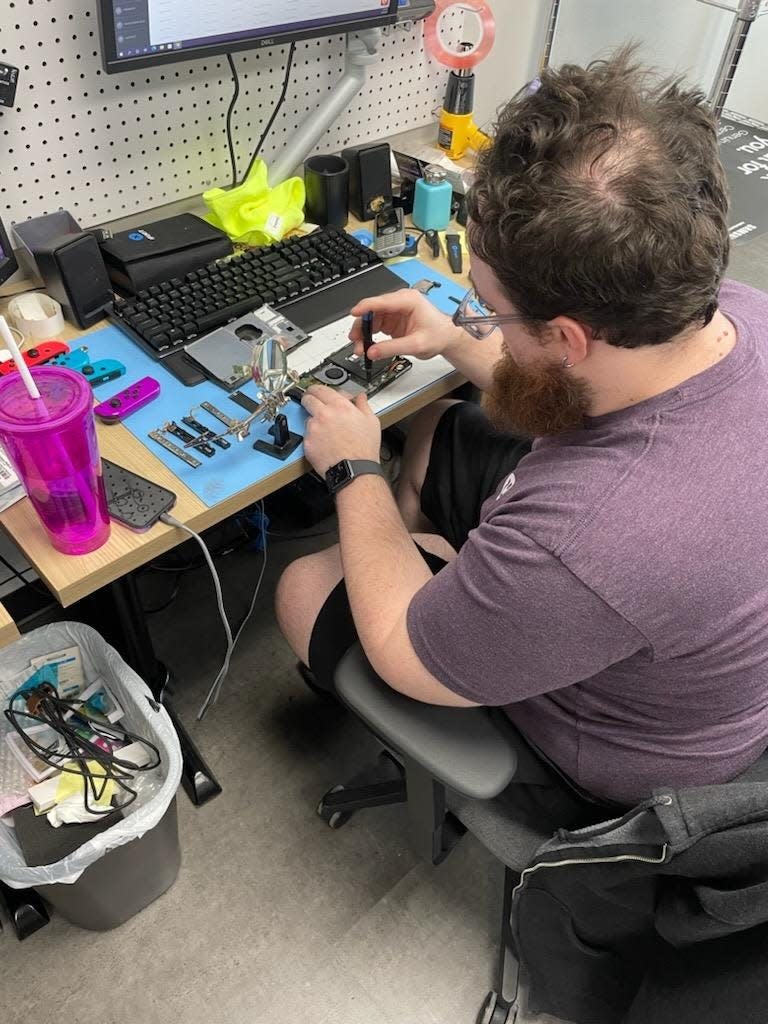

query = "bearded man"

[{"left": 275, "top": 50, "right": 768, "bottom": 822}]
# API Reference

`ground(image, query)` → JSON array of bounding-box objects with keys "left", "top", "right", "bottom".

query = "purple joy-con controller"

[{"left": 94, "top": 376, "right": 161, "bottom": 422}]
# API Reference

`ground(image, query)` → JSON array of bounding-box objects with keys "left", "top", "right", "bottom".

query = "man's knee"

[{"left": 275, "top": 545, "right": 343, "bottom": 663}]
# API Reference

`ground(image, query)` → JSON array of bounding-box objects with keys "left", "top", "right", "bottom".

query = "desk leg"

[{"left": 108, "top": 575, "right": 223, "bottom": 807}]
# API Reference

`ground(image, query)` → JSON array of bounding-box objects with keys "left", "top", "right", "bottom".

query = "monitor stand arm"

[{"left": 268, "top": 28, "right": 383, "bottom": 186}]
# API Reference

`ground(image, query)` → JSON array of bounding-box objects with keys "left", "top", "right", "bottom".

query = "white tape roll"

[{"left": 7, "top": 292, "right": 65, "bottom": 342}]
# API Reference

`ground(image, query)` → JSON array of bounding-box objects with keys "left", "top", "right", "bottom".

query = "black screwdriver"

[{"left": 362, "top": 310, "right": 375, "bottom": 383}]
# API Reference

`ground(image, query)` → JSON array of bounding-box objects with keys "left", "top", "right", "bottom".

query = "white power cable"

[
  {"left": 198, "top": 507, "right": 269, "bottom": 718},
  {"left": 160, "top": 508, "right": 268, "bottom": 720}
]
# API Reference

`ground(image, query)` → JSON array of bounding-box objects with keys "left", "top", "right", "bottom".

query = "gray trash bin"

[
  {"left": 0, "top": 622, "right": 183, "bottom": 929},
  {"left": 36, "top": 799, "right": 181, "bottom": 930}
]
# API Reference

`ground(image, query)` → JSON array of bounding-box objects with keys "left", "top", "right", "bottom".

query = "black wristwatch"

[{"left": 325, "top": 459, "right": 384, "bottom": 496}]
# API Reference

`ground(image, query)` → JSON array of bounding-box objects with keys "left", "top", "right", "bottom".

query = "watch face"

[{"left": 326, "top": 460, "right": 353, "bottom": 492}]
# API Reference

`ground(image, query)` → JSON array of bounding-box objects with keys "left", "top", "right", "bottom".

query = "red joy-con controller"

[{"left": 0, "top": 340, "right": 71, "bottom": 376}]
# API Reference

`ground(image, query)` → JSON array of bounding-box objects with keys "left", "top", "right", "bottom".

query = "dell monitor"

[
  {"left": 0, "top": 217, "right": 19, "bottom": 288},
  {"left": 98, "top": 1, "right": 400, "bottom": 74}
]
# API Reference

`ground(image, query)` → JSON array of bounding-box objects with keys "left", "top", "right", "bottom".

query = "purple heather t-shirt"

[{"left": 407, "top": 280, "right": 768, "bottom": 806}]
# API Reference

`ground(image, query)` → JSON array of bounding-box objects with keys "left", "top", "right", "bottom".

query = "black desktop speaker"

[
  {"left": 341, "top": 143, "right": 393, "bottom": 221},
  {"left": 34, "top": 231, "right": 113, "bottom": 328}
]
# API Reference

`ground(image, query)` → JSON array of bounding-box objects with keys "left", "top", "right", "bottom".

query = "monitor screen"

[
  {"left": 99, "top": 0, "right": 399, "bottom": 73},
  {"left": 0, "top": 217, "right": 18, "bottom": 287}
]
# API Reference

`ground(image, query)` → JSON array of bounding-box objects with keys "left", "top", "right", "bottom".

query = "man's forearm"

[
  {"left": 336, "top": 475, "right": 432, "bottom": 670},
  {"left": 442, "top": 326, "right": 504, "bottom": 391}
]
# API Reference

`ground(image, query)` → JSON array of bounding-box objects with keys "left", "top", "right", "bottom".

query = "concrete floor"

[{"left": 2, "top": 158, "right": 767, "bottom": 1024}]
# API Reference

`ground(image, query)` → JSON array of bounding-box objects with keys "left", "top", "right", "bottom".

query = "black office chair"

[{"left": 315, "top": 643, "right": 583, "bottom": 1024}]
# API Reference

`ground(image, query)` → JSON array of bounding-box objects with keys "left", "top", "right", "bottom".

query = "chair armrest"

[{"left": 334, "top": 644, "right": 519, "bottom": 801}]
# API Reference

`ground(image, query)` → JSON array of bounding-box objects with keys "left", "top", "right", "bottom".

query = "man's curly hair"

[{"left": 467, "top": 47, "right": 730, "bottom": 348}]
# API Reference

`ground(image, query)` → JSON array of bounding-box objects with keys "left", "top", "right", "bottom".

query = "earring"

[{"left": 562, "top": 356, "right": 574, "bottom": 369}]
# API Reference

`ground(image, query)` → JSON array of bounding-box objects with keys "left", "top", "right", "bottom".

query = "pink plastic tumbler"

[{"left": 0, "top": 366, "right": 110, "bottom": 555}]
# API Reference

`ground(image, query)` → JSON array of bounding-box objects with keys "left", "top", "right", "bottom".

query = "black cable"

[
  {"left": 146, "top": 528, "right": 251, "bottom": 574},
  {"left": 240, "top": 41, "right": 296, "bottom": 185},
  {"left": 6, "top": 687, "right": 161, "bottom": 816},
  {"left": 225, "top": 52, "right": 241, "bottom": 189},
  {"left": 140, "top": 574, "right": 181, "bottom": 615}
]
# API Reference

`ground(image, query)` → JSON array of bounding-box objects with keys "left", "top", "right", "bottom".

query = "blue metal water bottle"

[{"left": 412, "top": 165, "right": 453, "bottom": 232}]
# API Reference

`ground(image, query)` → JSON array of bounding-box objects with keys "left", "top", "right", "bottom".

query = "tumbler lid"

[{"left": 0, "top": 367, "right": 92, "bottom": 434}]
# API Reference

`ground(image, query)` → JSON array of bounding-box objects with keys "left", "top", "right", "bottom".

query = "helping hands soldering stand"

[
  {"left": 186, "top": 350, "right": 303, "bottom": 460},
  {"left": 249, "top": 376, "right": 303, "bottom": 461}
]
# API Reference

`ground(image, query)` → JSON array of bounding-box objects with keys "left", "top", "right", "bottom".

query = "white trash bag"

[{"left": 0, "top": 621, "right": 182, "bottom": 888}]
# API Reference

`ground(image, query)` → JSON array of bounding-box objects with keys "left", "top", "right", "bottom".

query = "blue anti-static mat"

[{"left": 82, "top": 258, "right": 464, "bottom": 507}]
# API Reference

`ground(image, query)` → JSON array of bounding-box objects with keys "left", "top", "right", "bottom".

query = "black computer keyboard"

[{"left": 111, "top": 226, "right": 389, "bottom": 361}]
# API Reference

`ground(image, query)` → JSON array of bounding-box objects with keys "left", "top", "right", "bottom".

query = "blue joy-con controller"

[
  {"left": 51, "top": 346, "right": 91, "bottom": 370},
  {"left": 80, "top": 358, "right": 126, "bottom": 387}
]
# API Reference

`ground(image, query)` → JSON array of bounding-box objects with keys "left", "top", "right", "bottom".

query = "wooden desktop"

[{"left": 0, "top": 221, "right": 466, "bottom": 608}]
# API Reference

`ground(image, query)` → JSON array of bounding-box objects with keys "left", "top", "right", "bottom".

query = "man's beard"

[{"left": 483, "top": 350, "right": 594, "bottom": 438}]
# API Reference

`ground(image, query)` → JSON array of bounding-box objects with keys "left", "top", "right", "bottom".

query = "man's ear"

[{"left": 546, "top": 316, "right": 592, "bottom": 366}]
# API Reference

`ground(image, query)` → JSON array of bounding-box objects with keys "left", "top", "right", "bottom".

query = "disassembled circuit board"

[{"left": 286, "top": 344, "right": 412, "bottom": 402}]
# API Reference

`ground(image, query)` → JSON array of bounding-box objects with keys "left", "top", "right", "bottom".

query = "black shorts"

[{"left": 308, "top": 402, "right": 533, "bottom": 691}]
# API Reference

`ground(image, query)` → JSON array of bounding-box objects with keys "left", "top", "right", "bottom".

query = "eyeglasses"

[{"left": 452, "top": 287, "right": 527, "bottom": 340}]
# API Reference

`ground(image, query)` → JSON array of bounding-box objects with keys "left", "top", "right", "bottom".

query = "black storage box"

[{"left": 100, "top": 213, "right": 233, "bottom": 295}]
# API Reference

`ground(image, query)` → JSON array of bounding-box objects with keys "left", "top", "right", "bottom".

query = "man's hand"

[
  {"left": 301, "top": 384, "right": 381, "bottom": 477},
  {"left": 348, "top": 289, "right": 468, "bottom": 363}
]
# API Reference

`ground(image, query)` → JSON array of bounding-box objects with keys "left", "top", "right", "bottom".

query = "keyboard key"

[
  {"left": 146, "top": 321, "right": 171, "bottom": 336},
  {"left": 273, "top": 268, "right": 302, "bottom": 285}
]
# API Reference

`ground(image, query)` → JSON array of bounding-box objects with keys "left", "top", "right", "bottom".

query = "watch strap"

[
  {"left": 326, "top": 458, "right": 384, "bottom": 495},
  {"left": 347, "top": 459, "right": 384, "bottom": 478}
]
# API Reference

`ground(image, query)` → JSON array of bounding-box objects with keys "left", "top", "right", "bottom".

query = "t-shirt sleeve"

[{"left": 406, "top": 518, "right": 646, "bottom": 706}]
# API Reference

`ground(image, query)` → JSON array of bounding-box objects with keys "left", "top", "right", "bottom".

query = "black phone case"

[{"left": 102, "top": 459, "right": 177, "bottom": 531}]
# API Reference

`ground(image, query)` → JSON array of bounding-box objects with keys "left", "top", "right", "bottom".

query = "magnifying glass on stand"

[{"left": 186, "top": 334, "right": 302, "bottom": 460}]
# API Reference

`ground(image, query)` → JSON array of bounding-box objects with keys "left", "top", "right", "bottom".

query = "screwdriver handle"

[{"left": 362, "top": 311, "right": 374, "bottom": 382}]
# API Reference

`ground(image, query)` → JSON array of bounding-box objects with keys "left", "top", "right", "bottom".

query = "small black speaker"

[
  {"left": 34, "top": 231, "right": 113, "bottom": 328},
  {"left": 341, "top": 143, "right": 393, "bottom": 221}
]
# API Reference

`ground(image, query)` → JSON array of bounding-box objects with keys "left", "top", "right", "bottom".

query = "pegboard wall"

[{"left": 0, "top": 3, "right": 463, "bottom": 230}]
